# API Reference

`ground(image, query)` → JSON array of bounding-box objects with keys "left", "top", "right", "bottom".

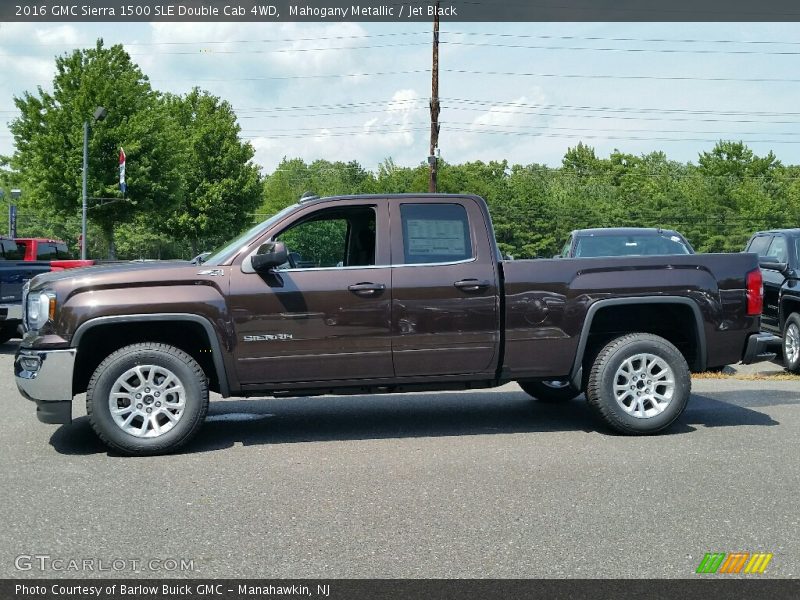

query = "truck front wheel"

[
  {"left": 586, "top": 333, "right": 691, "bottom": 435},
  {"left": 518, "top": 380, "right": 581, "bottom": 402},
  {"left": 86, "top": 343, "right": 209, "bottom": 455}
]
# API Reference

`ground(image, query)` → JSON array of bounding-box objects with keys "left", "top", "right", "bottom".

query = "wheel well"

[
  {"left": 583, "top": 303, "right": 702, "bottom": 372},
  {"left": 782, "top": 298, "right": 800, "bottom": 328},
  {"left": 72, "top": 321, "right": 220, "bottom": 395}
]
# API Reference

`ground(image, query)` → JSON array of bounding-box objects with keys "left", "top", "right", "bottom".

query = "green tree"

[
  {"left": 8, "top": 40, "right": 182, "bottom": 258},
  {"left": 165, "top": 89, "right": 263, "bottom": 255}
]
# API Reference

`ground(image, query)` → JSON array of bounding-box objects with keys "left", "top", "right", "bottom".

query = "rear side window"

[
  {"left": 746, "top": 235, "right": 772, "bottom": 257},
  {"left": 400, "top": 204, "right": 472, "bottom": 264}
]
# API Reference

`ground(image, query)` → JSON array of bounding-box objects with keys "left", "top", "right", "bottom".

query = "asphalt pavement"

[{"left": 1, "top": 340, "right": 798, "bottom": 579}]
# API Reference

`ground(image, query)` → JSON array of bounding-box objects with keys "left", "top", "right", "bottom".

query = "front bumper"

[
  {"left": 1, "top": 303, "right": 23, "bottom": 323},
  {"left": 15, "top": 348, "right": 76, "bottom": 424},
  {"left": 741, "top": 332, "right": 780, "bottom": 365}
]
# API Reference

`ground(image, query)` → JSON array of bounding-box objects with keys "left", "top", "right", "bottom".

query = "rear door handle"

[
  {"left": 348, "top": 282, "right": 386, "bottom": 296},
  {"left": 454, "top": 279, "right": 491, "bottom": 292}
]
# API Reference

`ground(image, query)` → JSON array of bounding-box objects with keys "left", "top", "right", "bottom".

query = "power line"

[
  {"left": 442, "top": 40, "right": 800, "bottom": 56},
  {"left": 444, "top": 31, "right": 800, "bottom": 47},
  {"left": 444, "top": 69, "right": 800, "bottom": 83},
  {"left": 0, "top": 31, "right": 432, "bottom": 48}
]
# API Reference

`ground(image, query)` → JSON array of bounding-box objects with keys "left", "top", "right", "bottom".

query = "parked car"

[
  {"left": 744, "top": 229, "right": 800, "bottom": 372},
  {"left": 15, "top": 194, "right": 774, "bottom": 455},
  {"left": 0, "top": 237, "right": 50, "bottom": 344},
  {"left": 15, "top": 237, "right": 94, "bottom": 271},
  {"left": 559, "top": 228, "right": 694, "bottom": 258}
]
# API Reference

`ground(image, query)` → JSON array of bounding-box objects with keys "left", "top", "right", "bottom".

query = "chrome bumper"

[
  {"left": 1, "top": 303, "right": 23, "bottom": 321},
  {"left": 15, "top": 348, "right": 76, "bottom": 424}
]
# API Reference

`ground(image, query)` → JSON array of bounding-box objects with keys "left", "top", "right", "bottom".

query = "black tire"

[
  {"left": 87, "top": 343, "right": 209, "bottom": 456},
  {"left": 519, "top": 380, "right": 581, "bottom": 402},
  {"left": 0, "top": 326, "right": 15, "bottom": 345},
  {"left": 782, "top": 313, "right": 800, "bottom": 374},
  {"left": 586, "top": 333, "right": 691, "bottom": 435}
]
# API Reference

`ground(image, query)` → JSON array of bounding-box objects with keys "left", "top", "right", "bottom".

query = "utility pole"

[{"left": 428, "top": 0, "right": 440, "bottom": 193}]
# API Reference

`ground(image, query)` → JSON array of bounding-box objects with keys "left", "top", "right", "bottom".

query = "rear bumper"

[
  {"left": 14, "top": 348, "right": 75, "bottom": 424},
  {"left": 741, "top": 332, "right": 780, "bottom": 365},
  {"left": 1, "top": 303, "right": 22, "bottom": 323}
]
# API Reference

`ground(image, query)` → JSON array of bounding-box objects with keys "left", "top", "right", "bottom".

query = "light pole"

[
  {"left": 81, "top": 106, "right": 107, "bottom": 259},
  {"left": 9, "top": 189, "right": 20, "bottom": 238}
]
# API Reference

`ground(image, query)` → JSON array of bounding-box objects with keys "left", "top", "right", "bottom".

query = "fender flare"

[
  {"left": 71, "top": 313, "right": 230, "bottom": 397},
  {"left": 568, "top": 297, "right": 706, "bottom": 388}
]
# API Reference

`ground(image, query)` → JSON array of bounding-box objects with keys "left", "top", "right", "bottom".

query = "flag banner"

[{"left": 119, "top": 147, "right": 126, "bottom": 194}]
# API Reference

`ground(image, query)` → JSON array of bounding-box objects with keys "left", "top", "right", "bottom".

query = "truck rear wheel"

[
  {"left": 586, "top": 333, "right": 690, "bottom": 435},
  {"left": 782, "top": 313, "right": 800, "bottom": 373},
  {"left": 519, "top": 380, "right": 581, "bottom": 402},
  {"left": 87, "top": 343, "right": 209, "bottom": 456}
]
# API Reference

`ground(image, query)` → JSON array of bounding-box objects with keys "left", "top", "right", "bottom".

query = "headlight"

[{"left": 26, "top": 291, "right": 56, "bottom": 331}]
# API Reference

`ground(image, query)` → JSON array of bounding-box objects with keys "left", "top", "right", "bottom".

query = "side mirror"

[
  {"left": 251, "top": 241, "right": 288, "bottom": 272},
  {"left": 758, "top": 256, "right": 789, "bottom": 273}
]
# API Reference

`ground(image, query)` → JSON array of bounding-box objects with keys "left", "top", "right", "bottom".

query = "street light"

[{"left": 81, "top": 106, "right": 107, "bottom": 259}]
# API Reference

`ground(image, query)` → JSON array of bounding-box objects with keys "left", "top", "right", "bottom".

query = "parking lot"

[{"left": 1, "top": 339, "right": 798, "bottom": 579}]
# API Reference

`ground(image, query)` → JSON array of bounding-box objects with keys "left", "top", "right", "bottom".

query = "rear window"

[
  {"left": 574, "top": 234, "right": 692, "bottom": 258},
  {"left": 36, "top": 242, "right": 72, "bottom": 260}
]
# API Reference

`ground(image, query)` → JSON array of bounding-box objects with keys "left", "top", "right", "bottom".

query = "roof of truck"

[{"left": 572, "top": 227, "right": 685, "bottom": 237}]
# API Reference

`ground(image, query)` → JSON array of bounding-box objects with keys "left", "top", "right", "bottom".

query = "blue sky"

[{"left": 1, "top": 21, "right": 799, "bottom": 172}]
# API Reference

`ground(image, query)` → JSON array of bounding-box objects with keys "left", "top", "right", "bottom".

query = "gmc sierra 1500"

[{"left": 15, "top": 194, "right": 775, "bottom": 455}]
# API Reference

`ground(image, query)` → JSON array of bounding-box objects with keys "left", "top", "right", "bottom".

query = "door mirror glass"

[{"left": 252, "top": 241, "right": 288, "bottom": 272}]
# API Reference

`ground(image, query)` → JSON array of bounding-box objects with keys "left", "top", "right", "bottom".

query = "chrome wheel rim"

[
  {"left": 785, "top": 324, "right": 800, "bottom": 365},
  {"left": 108, "top": 365, "right": 186, "bottom": 438},
  {"left": 613, "top": 353, "right": 675, "bottom": 419},
  {"left": 542, "top": 380, "right": 571, "bottom": 389}
]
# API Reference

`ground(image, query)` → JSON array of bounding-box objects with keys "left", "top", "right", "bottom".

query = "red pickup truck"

[{"left": 15, "top": 238, "right": 94, "bottom": 271}]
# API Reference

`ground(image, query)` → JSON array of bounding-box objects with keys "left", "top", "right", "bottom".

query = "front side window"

[
  {"left": 400, "top": 203, "right": 472, "bottom": 265},
  {"left": 276, "top": 206, "right": 376, "bottom": 269},
  {"left": 766, "top": 236, "right": 789, "bottom": 263}
]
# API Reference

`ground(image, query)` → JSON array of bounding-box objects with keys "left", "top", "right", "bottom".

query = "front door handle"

[
  {"left": 348, "top": 282, "right": 386, "bottom": 296},
  {"left": 454, "top": 279, "right": 490, "bottom": 292}
]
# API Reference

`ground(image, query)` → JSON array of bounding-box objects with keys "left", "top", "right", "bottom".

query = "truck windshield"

[
  {"left": 575, "top": 235, "right": 692, "bottom": 258},
  {"left": 202, "top": 204, "right": 298, "bottom": 266}
]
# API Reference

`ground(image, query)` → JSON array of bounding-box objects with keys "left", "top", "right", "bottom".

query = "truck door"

[
  {"left": 228, "top": 201, "right": 393, "bottom": 386},
  {"left": 389, "top": 198, "right": 500, "bottom": 378},
  {"left": 762, "top": 234, "right": 790, "bottom": 330}
]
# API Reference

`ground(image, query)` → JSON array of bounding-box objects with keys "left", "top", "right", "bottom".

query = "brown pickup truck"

[{"left": 15, "top": 194, "right": 775, "bottom": 455}]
